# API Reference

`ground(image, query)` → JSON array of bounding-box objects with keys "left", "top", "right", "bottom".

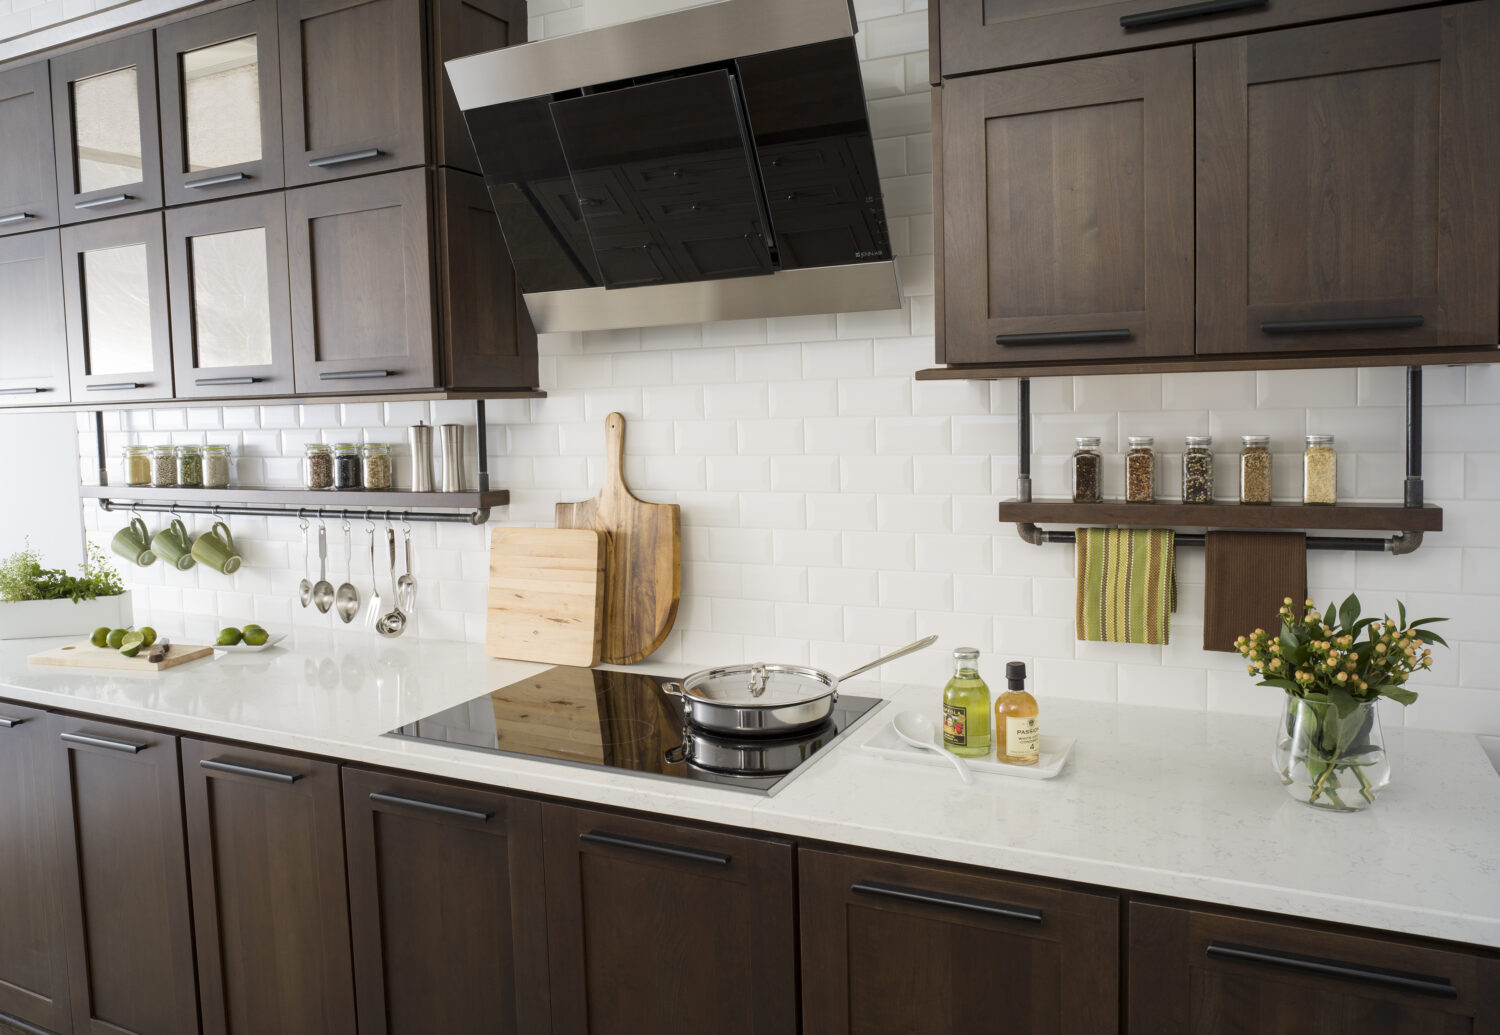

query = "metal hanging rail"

[{"left": 94, "top": 498, "right": 486, "bottom": 524}]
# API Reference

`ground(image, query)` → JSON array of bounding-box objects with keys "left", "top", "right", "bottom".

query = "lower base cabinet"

[{"left": 799, "top": 846, "right": 1120, "bottom": 1034}]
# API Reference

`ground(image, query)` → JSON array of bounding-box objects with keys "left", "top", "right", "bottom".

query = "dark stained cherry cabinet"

[
  {"left": 342, "top": 767, "right": 550, "bottom": 1035},
  {"left": 0, "top": 704, "right": 71, "bottom": 1035},
  {"left": 181, "top": 738, "right": 355, "bottom": 1035},
  {"left": 1195, "top": 2, "right": 1500, "bottom": 357},
  {"left": 49, "top": 714, "right": 198, "bottom": 1035},
  {"left": 0, "top": 62, "right": 58, "bottom": 239},
  {"left": 0, "top": 230, "right": 70, "bottom": 405},
  {"left": 799, "top": 846, "right": 1120, "bottom": 1034},
  {"left": 1129, "top": 900, "right": 1500, "bottom": 1034},
  {"left": 541, "top": 803, "right": 798, "bottom": 1035},
  {"left": 939, "top": 47, "right": 1193, "bottom": 366},
  {"left": 429, "top": 0, "right": 527, "bottom": 173}
]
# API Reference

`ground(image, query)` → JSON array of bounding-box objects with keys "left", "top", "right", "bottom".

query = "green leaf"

[
  {"left": 1378, "top": 686, "right": 1418, "bottom": 706},
  {"left": 1257, "top": 678, "right": 1301, "bottom": 693},
  {"left": 1419, "top": 631, "right": 1448, "bottom": 649},
  {"left": 1327, "top": 685, "right": 1359, "bottom": 718},
  {"left": 1350, "top": 617, "right": 1379, "bottom": 638},
  {"left": 1398, "top": 600, "right": 1407, "bottom": 630},
  {"left": 1410, "top": 617, "right": 1449, "bottom": 627},
  {"left": 1338, "top": 593, "right": 1360, "bottom": 632}
]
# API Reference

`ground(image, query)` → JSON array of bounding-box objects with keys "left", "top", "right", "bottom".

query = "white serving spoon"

[{"left": 893, "top": 710, "right": 974, "bottom": 785}]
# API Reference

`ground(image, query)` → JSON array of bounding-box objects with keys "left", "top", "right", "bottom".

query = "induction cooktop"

[{"left": 386, "top": 667, "right": 882, "bottom": 794}]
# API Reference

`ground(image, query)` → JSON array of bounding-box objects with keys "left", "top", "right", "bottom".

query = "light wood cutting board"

[
  {"left": 29, "top": 641, "right": 214, "bottom": 671},
  {"left": 555, "top": 413, "right": 681, "bottom": 665},
  {"left": 486, "top": 528, "right": 607, "bottom": 667}
]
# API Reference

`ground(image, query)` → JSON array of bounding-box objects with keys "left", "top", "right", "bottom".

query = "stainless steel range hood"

[{"left": 446, "top": 0, "right": 900, "bottom": 333}]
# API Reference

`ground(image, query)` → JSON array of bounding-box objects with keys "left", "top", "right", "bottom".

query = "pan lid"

[{"left": 681, "top": 664, "right": 835, "bottom": 706}]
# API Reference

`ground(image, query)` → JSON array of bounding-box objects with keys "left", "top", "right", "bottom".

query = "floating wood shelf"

[
  {"left": 918, "top": 346, "right": 1500, "bottom": 381},
  {"left": 997, "top": 500, "right": 1443, "bottom": 533}
]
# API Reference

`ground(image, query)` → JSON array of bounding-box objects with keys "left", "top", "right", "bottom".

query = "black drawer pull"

[
  {"left": 996, "top": 329, "right": 1131, "bottom": 346},
  {"left": 308, "top": 148, "right": 382, "bottom": 168},
  {"left": 0, "top": 1009, "right": 56, "bottom": 1035},
  {"left": 61, "top": 730, "right": 146, "bottom": 754},
  {"left": 185, "top": 171, "right": 250, "bottom": 189},
  {"left": 195, "top": 376, "right": 261, "bottom": 386},
  {"left": 86, "top": 382, "right": 143, "bottom": 391},
  {"left": 1206, "top": 942, "right": 1458, "bottom": 999},
  {"left": 0, "top": 387, "right": 48, "bottom": 395},
  {"left": 579, "top": 830, "right": 730, "bottom": 867},
  {"left": 369, "top": 791, "right": 492, "bottom": 822},
  {"left": 1121, "top": 0, "right": 1266, "bottom": 30},
  {"left": 0, "top": 211, "right": 33, "bottom": 225},
  {"left": 0, "top": 715, "right": 26, "bottom": 728},
  {"left": 75, "top": 193, "right": 134, "bottom": 209},
  {"left": 1261, "top": 316, "right": 1424, "bottom": 334},
  {"left": 200, "top": 758, "right": 301, "bottom": 784},
  {"left": 852, "top": 881, "right": 1044, "bottom": 923},
  {"left": 319, "top": 369, "right": 392, "bottom": 381}
]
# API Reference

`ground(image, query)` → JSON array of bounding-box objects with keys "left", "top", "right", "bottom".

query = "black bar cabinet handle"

[
  {"left": 61, "top": 730, "right": 146, "bottom": 754},
  {"left": 0, "top": 387, "right": 48, "bottom": 395},
  {"left": 0, "top": 1009, "right": 56, "bottom": 1035},
  {"left": 1121, "top": 0, "right": 1266, "bottom": 29},
  {"left": 996, "top": 329, "right": 1132, "bottom": 346},
  {"left": 1261, "top": 316, "right": 1424, "bottom": 334},
  {"left": 86, "top": 382, "right": 143, "bottom": 391},
  {"left": 200, "top": 758, "right": 301, "bottom": 784},
  {"left": 369, "top": 791, "right": 492, "bottom": 822},
  {"left": 579, "top": 830, "right": 730, "bottom": 867},
  {"left": 0, "top": 715, "right": 25, "bottom": 728},
  {"left": 184, "top": 171, "right": 250, "bottom": 189},
  {"left": 308, "top": 148, "right": 382, "bottom": 168},
  {"left": 75, "top": 193, "right": 134, "bottom": 209},
  {"left": 0, "top": 211, "right": 33, "bottom": 225},
  {"left": 195, "top": 376, "right": 261, "bottom": 386},
  {"left": 1206, "top": 942, "right": 1458, "bottom": 999},
  {"left": 319, "top": 369, "right": 392, "bottom": 381},
  {"left": 852, "top": 881, "right": 1044, "bottom": 923}
]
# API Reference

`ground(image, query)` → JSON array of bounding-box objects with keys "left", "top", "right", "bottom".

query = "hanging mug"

[
  {"left": 111, "top": 516, "right": 156, "bottom": 567},
  {"left": 150, "top": 518, "right": 196, "bottom": 571},
  {"left": 191, "top": 521, "right": 242, "bottom": 574}
]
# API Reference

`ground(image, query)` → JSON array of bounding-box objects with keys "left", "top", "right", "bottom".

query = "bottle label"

[
  {"left": 1006, "top": 715, "right": 1039, "bottom": 758},
  {"left": 943, "top": 704, "right": 968, "bottom": 747}
]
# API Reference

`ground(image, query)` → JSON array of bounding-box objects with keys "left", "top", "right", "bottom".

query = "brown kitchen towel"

[{"left": 1203, "top": 531, "right": 1308, "bottom": 653}]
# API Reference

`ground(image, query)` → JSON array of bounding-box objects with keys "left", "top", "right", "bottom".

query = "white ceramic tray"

[
  {"left": 213, "top": 633, "right": 286, "bottom": 653},
  {"left": 862, "top": 717, "right": 1074, "bottom": 780}
]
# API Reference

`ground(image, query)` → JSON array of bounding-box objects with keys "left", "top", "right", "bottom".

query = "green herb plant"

[{"left": 0, "top": 540, "right": 125, "bottom": 604}]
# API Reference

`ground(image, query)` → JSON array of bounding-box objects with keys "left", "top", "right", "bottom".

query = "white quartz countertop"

[{"left": 3, "top": 625, "right": 1498, "bottom": 949}]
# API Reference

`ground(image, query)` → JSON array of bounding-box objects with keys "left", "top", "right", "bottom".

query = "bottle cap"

[
  {"left": 1075, "top": 436, "right": 1101, "bottom": 449},
  {"left": 1185, "top": 435, "right": 1212, "bottom": 447},
  {"left": 1005, "top": 661, "right": 1026, "bottom": 688},
  {"left": 1127, "top": 436, "right": 1154, "bottom": 447},
  {"left": 1242, "top": 435, "right": 1269, "bottom": 447},
  {"left": 1306, "top": 434, "right": 1334, "bottom": 445},
  {"left": 953, "top": 647, "right": 979, "bottom": 661}
]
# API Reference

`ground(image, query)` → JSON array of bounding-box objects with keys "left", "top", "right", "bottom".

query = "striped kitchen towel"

[{"left": 1075, "top": 528, "right": 1177, "bottom": 645}]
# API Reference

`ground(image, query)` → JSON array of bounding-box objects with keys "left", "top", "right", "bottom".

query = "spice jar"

[
  {"left": 1071, "top": 437, "right": 1102, "bottom": 503},
  {"left": 333, "top": 443, "right": 362, "bottom": 490},
  {"left": 151, "top": 446, "right": 178, "bottom": 488},
  {"left": 1125, "top": 437, "right": 1155, "bottom": 503},
  {"left": 202, "top": 444, "right": 231, "bottom": 488},
  {"left": 1182, "top": 436, "right": 1214, "bottom": 503},
  {"left": 176, "top": 445, "right": 203, "bottom": 487},
  {"left": 124, "top": 445, "right": 151, "bottom": 487},
  {"left": 303, "top": 444, "right": 333, "bottom": 490},
  {"left": 1304, "top": 434, "right": 1337, "bottom": 505},
  {"left": 1239, "top": 435, "right": 1272, "bottom": 504},
  {"left": 362, "top": 444, "right": 392, "bottom": 490}
]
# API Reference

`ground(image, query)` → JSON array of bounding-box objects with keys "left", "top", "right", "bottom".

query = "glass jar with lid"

[
  {"left": 151, "top": 446, "right": 178, "bottom": 488},
  {"left": 202, "top": 444, "right": 231, "bottom": 488},
  {"left": 123, "top": 445, "right": 151, "bottom": 487},
  {"left": 362, "top": 443, "right": 392, "bottom": 490},
  {"left": 1182, "top": 436, "right": 1214, "bottom": 503},
  {"left": 176, "top": 445, "right": 203, "bottom": 488},
  {"left": 303, "top": 444, "right": 333, "bottom": 490},
  {"left": 1071, "top": 437, "right": 1102, "bottom": 503},
  {"left": 1239, "top": 436, "right": 1272, "bottom": 504},
  {"left": 1125, "top": 436, "right": 1155, "bottom": 503},
  {"left": 1304, "top": 434, "right": 1337, "bottom": 504},
  {"left": 333, "top": 443, "right": 362, "bottom": 490}
]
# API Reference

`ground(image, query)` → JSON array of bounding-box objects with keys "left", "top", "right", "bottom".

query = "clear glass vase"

[{"left": 1273, "top": 694, "right": 1389, "bottom": 812}]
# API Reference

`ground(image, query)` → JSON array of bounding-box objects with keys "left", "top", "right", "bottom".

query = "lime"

[
  {"left": 242, "top": 623, "right": 264, "bottom": 633},
  {"left": 242, "top": 627, "right": 269, "bottom": 647},
  {"left": 90, "top": 627, "right": 111, "bottom": 648},
  {"left": 118, "top": 632, "right": 145, "bottom": 658},
  {"left": 106, "top": 628, "right": 128, "bottom": 649},
  {"left": 138, "top": 626, "right": 157, "bottom": 648},
  {"left": 216, "top": 627, "right": 243, "bottom": 646}
]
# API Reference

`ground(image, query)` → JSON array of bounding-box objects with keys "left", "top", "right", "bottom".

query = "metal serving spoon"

[
  {"left": 297, "top": 517, "right": 313, "bottom": 609},
  {"left": 334, "top": 518, "right": 360, "bottom": 624},
  {"left": 894, "top": 710, "right": 974, "bottom": 785},
  {"left": 376, "top": 526, "right": 407, "bottom": 638},
  {"left": 395, "top": 520, "right": 417, "bottom": 613},
  {"left": 312, "top": 520, "right": 335, "bottom": 614}
]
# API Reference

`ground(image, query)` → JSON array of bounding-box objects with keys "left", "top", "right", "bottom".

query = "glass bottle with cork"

[
  {"left": 942, "top": 648, "right": 990, "bottom": 758},
  {"left": 994, "top": 661, "right": 1040, "bottom": 766}
]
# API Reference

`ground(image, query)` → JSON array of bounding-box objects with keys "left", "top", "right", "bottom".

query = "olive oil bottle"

[
  {"left": 942, "top": 648, "right": 990, "bottom": 757},
  {"left": 995, "top": 661, "right": 1039, "bottom": 766}
]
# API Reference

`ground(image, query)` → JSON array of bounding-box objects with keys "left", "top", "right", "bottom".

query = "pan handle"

[
  {"left": 662, "top": 681, "right": 683, "bottom": 697},
  {"left": 836, "top": 635, "right": 939, "bottom": 685}
]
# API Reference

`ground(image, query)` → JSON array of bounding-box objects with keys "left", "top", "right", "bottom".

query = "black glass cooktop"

[{"left": 386, "top": 667, "right": 882, "bottom": 794}]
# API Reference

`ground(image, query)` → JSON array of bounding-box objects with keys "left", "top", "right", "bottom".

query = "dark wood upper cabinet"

[
  {"left": 156, "top": 0, "right": 285, "bottom": 206},
  {"left": 0, "top": 62, "right": 59, "bottom": 238},
  {"left": 0, "top": 230, "right": 70, "bottom": 405},
  {"left": 1129, "top": 899, "right": 1500, "bottom": 1033},
  {"left": 430, "top": 0, "right": 527, "bottom": 173},
  {"left": 1196, "top": 3, "right": 1500, "bottom": 356},
  {"left": 0, "top": 703, "right": 71, "bottom": 1035},
  {"left": 61, "top": 211, "right": 174, "bottom": 402},
  {"left": 182, "top": 738, "right": 356, "bottom": 1035},
  {"left": 342, "top": 767, "right": 550, "bottom": 1035},
  {"left": 50, "top": 713, "right": 199, "bottom": 1035},
  {"left": 799, "top": 846, "right": 1120, "bottom": 1034},
  {"left": 51, "top": 32, "right": 163, "bottom": 222},
  {"left": 167, "top": 193, "right": 295, "bottom": 399},
  {"left": 939, "top": 47, "right": 1194, "bottom": 365},
  {"left": 541, "top": 803, "right": 798, "bottom": 1035}
]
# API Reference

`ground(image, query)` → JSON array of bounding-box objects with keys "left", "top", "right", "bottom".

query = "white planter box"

[{"left": 0, "top": 592, "right": 134, "bottom": 640}]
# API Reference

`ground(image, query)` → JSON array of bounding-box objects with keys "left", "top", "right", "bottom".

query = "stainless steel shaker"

[
  {"left": 408, "top": 422, "right": 435, "bottom": 492},
  {"left": 439, "top": 424, "right": 465, "bottom": 492}
]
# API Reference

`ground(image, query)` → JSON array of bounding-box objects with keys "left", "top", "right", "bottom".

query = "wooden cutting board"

[
  {"left": 486, "top": 528, "right": 607, "bottom": 667},
  {"left": 29, "top": 641, "right": 214, "bottom": 671},
  {"left": 555, "top": 413, "right": 681, "bottom": 665}
]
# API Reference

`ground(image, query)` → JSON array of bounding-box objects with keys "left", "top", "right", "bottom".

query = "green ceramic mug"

[
  {"left": 191, "top": 521, "right": 242, "bottom": 574},
  {"left": 150, "top": 518, "right": 196, "bottom": 571},
  {"left": 111, "top": 516, "right": 156, "bottom": 567}
]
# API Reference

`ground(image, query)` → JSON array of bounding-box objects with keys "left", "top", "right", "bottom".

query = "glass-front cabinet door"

[
  {"left": 0, "top": 231, "right": 70, "bottom": 405},
  {"left": 0, "top": 62, "right": 59, "bottom": 238},
  {"left": 51, "top": 33, "right": 163, "bottom": 222},
  {"left": 167, "top": 194, "right": 294, "bottom": 399},
  {"left": 61, "top": 212, "right": 173, "bottom": 402},
  {"left": 157, "top": 0, "right": 284, "bottom": 206}
]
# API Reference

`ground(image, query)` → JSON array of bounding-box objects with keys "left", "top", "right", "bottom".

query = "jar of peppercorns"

[
  {"left": 333, "top": 443, "right": 362, "bottom": 490},
  {"left": 1072, "top": 437, "right": 1102, "bottom": 503},
  {"left": 303, "top": 444, "right": 333, "bottom": 490},
  {"left": 1182, "top": 436, "right": 1214, "bottom": 503},
  {"left": 1239, "top": 436, "right": 1272, "bottom": 504}
]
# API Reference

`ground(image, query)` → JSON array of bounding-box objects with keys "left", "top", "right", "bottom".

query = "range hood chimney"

[{"left": 446, "top": 0, "right": 900, "bottom": 333}]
